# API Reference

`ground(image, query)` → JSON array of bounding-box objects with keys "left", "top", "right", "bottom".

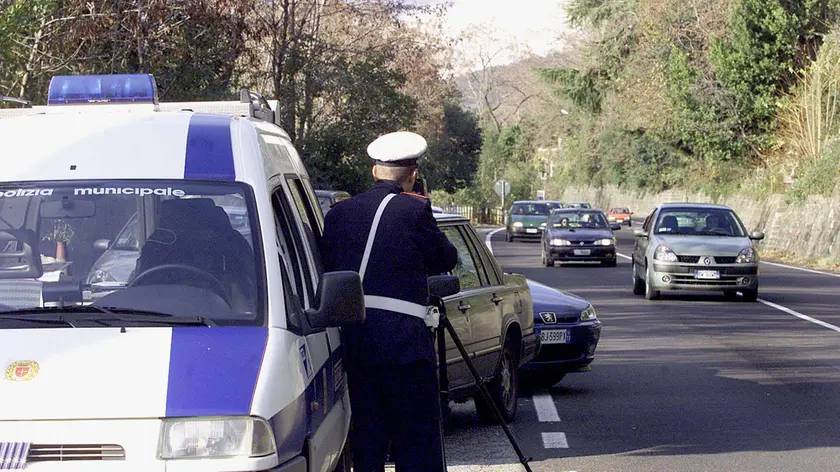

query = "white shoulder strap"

[{"left": 359, "top": 193, "right": 398, "bottom": 282}]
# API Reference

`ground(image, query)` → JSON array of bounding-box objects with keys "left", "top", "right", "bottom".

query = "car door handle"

[
  {"left": 458, "top": 302, "right": 471, "bottom": 313},
  {"left": 491, "top": 295, "right": 504, "bottom": 305}
]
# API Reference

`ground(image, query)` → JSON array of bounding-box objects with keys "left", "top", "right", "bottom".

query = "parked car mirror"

[
  {"left": 306, "top": 271, "right": 365, "bottom": 328},
  {"left": 428, "top": 275, "right": 460, "bottom": 298},
  {"left": 94, "top": 239, "right": 111, "bottom": 251},
  {"left": 634, "top": 229, "right": 649, "bottom": 239},
  {"left": 749, "top": 231, "right": 765, "bottom": 241},
  {"left": 611, "top": 223, "right": 622, "bottom": 231}
]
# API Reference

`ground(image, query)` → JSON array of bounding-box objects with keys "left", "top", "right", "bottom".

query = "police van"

[{"left": 0, "top": 74, "right": 363, "bottom": 472}]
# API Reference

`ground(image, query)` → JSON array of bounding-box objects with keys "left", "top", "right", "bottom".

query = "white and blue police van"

[{"left": 0, "top": 74, "right": 363, "bottom": 472}]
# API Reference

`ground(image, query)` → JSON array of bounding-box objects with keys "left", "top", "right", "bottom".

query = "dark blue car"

[{"left": 520, "top": 279, "right": 602, "bottom": 388}]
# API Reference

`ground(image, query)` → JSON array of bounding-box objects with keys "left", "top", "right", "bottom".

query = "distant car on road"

[
  {"left": 631, "top": 203, "right": 765, "bottom": 301},
  {"left": 545, "top": 200, "right": 565, "bottom": 213},
  {"left": 315, "top": 189, "right": 351, "bottom": 215},
  {"left": 565, "top": 201, "right": 592, "bottom": 209},
  {"left": 520, "top": 279, "right": 601, "bottom": 389},
  {"left": 506, "top": 201, "right": 550, "bottom": 242},
  {"left": 608, "top": 207, "right": 633, "bottom": 226},
  {"left": 541, "top": 209, "right": 620, "bottom": 267}
]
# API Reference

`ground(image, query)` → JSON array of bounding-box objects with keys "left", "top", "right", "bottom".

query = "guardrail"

[{"left": 440, "top": 206, "right": 505, "bottom": 225}]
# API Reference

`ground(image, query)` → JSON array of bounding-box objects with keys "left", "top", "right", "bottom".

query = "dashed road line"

[
  {"left": 533, "top": 393, "right": 561, "bottom": 422},
  {"left": 541, "top": 432, "right": 569, "bottom": 449},
  {"left": 617, "top": 252, "right": 632, "bottom": 260}
]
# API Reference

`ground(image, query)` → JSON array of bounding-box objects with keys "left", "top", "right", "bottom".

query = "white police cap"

[{"left": 367, "top": 131, "right": 427, "bottom": 167}]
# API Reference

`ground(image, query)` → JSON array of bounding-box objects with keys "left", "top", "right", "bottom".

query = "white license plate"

[
  {"left": 540, "top": 329, "right": 569, "bottom": 345},
  {"left": 526, "top": 228, "right": 538, "bottom": 234},
  {"left": 574, "top": 249, "right": 591, "bottom": 256},
  {"left": 695, "top": 270, "right": 720, "bottom": 280}
]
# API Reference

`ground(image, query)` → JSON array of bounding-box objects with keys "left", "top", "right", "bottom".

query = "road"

[{"left": 441, "top": 224, "right": 840, "bottom": 472}]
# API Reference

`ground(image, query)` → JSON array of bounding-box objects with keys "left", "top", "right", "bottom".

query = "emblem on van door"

[
  {"left": 702, "top": 257, "right": 712, "bottom": 266},
  {"left": 540, "top": 312, "right": 557, "bottom": 324},
  {"left": 4, "top": 361, "right": 39, "bottom": 382}
]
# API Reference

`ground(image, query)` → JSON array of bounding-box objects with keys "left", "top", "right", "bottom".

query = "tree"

[{"left": 424, "top": 103, "right": 483, "bottom": 193}]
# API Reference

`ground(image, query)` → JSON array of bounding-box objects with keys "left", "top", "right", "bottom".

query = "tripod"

[{"left": 433, "top": 295, "right": 534, "bottom": 472}]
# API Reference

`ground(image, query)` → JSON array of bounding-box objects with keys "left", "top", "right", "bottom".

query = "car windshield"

[
  {"left": 567, "top": 202, "right": 590, "bottom": 209},
  {"left": 511, "top": 203, "right": 548, "bottom": 216},
  {"left": 0, "top": 181, "right": 264, "bottom": 326},
  {"left": 611, "top": 208, "right": 629, "bottom": 214},
  {"left": 548, "top": 211, "right": 609, "bottom": 229},
  {"left": 654, "top": 208, "right": 746, "bottom": 237}
]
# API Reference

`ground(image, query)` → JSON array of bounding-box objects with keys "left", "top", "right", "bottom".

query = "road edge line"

[
  {"left": 758, "top": 298, "right": 840, "bottom": 334},
  {"left": 485, "top": 227, "right": 505, "bottom": 254},
  {"left": 761, "top": 260, "right": 840, "bottom": 279}
]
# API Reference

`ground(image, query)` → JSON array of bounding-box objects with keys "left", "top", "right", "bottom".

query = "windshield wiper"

[
  {"left": 0, "top": 306, "right": 214, "bottom": 327},
  {"left": 0, "top": 313, "right": 76, "bottom": 327}
]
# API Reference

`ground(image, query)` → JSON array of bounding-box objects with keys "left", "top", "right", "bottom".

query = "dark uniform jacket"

[{"left": 322, "top": 180, "right": 458, "bottom": 368}]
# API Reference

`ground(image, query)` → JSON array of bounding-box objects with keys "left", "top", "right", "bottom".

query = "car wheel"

[
  {"left": 644, "top": 264, "right": 660, "bottom": 300},
  {"left": 542, "top": 247, "right": 554, "bottom": 267},
  {"left": 632, "top": 261, "right": 645, "bottom": 296},
  {"left": 476, "top": 341, "right": 519, "bottom": 424},
  {"left": 742, "top": 287, "right": 759, "bottom": 302}
]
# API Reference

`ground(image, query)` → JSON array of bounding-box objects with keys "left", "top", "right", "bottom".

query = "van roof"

[{"left": 0, "top": 109, "right": 299, "bottom": 184}]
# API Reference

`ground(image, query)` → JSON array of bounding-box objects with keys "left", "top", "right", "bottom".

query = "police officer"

[{"left": 321, "top": 131, "right": 458, "bottom": 472}]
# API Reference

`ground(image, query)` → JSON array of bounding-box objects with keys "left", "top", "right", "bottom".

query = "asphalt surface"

[{"left": 440, "top": 224, "right": 840, "bottom": 472}]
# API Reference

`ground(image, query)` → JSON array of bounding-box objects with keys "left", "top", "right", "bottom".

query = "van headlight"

[
  {"left": 595, "top": 238, "right": 614, "bottom": 246},
  {"left": 551, "top": 239, "right": 571, "bottom": 246},
  {"left": 158, "top": 417, "right": 276, "bottom": 459},
  {"left": 736, "top": 247, "right": 757, "bottom": 264},
  {"left": 513, "top": 222, "right": 524, "bottom": 228},
  {"left": 581, "top": 305, "right": 597, "bottom": 321}
]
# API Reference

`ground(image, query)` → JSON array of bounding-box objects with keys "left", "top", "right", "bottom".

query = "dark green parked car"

[{"left": 506, "top": 201, "right": 550, "bottom": 242}]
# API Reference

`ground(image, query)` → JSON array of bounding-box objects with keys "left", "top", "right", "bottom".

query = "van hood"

[
  {"left": 526, "top": 279, "right": 590, "bottom": 316},
  {"left": 510, "top": 215, "right": 548, "bottom": 226},
  {"left": 0, "top": 327, "right": 267, "bottom": 421}
]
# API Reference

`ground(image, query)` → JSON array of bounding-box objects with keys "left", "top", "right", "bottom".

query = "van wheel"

[
  {"left": 476, "top": 341, "right": 519, "bottom": 424},
  {"left": 333, "top": 438, "right": 352, "bottom": 472},
  {"left": 632, "top": 261, "right": 645, "bottom": 296}
]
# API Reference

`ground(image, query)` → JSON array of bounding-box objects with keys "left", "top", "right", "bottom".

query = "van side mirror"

[
  {"left": 749, "top": 231, "right": 765, "bottom": 241},
  {"left": 306, "top": 271, "right": 365, "bottom": 328},
  {"left": 428, "top": 275, "right": 460, "bottom": 298}
]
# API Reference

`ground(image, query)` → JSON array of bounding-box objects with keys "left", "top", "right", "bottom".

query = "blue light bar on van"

[{"left": 47, "top": 74, "right": 158, "bottom": 105}]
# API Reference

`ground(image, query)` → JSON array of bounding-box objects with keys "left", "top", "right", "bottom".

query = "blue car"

[{"left": 520, "top": 279, "right": 602, "bottom": 388}]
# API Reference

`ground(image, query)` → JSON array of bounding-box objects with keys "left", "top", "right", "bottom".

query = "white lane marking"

[
  {"left": 761, "top": 260, "right": 840, "bottom": 279},
  {"left": 533, "top": 393, "right": 561, "bottom": 422},
  {"left": 541, "top": 432, "right": 569, "bottom": 449},
  {"left": 617, "top": 252, "right": 632, "bottom": 261},
  {"left": 758, "top": 298, "right": 840, "bottom": 334},
  {"left": 485, "top": 227, "right": 504, "bottom": 253}
]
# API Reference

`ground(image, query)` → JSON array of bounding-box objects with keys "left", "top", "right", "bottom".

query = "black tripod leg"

[
  {"left": 439, "top": 315, "right": 534, "bottom": 472},
  {"left": 436, "top": 327, "right": 449, "bottom": 470}
]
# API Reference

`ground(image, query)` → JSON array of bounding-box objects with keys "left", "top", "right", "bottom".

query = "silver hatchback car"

[{"left": 631, "top": 203, "right": 765, "bottom": 301}]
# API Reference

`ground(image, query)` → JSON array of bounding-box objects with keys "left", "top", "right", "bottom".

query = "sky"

[{"left": 410, "top": 0, "right": 573, "bottom": 72}]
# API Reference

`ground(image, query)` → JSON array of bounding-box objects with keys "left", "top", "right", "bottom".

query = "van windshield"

[{"left": 0, "top": 181, "right": 264, "bottom": 327}]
